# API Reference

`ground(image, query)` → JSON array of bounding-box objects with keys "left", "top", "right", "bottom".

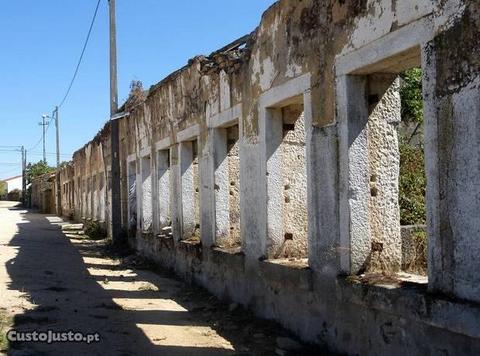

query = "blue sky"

[{"left": 0, "top": 0, "right": 275, "bottom": 179}]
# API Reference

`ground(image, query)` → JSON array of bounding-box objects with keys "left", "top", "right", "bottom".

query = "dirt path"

[{"left": 0, "top": 202, "right": 320, "bottom": 355}]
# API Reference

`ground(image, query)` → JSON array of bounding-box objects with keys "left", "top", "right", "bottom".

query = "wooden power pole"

[
  {"left": 21, "top": 146, "right": 26, "bottom": 206},
  {"left": 109, "top": 0, "right": 122, "bottom": 243},
  {"left": 54, "top": 107, "right": 61, "bottom": 216},
  {"left": 39, "top": 115, "right": 48, "bottom": 163}
]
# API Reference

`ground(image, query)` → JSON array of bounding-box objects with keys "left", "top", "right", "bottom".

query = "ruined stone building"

[{"left": 34, "top": 1, "right": 480, "bottom": 353}]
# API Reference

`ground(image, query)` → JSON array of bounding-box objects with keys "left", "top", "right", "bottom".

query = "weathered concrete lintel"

[
  {"left": 155, "top": 137, "right": 172, "bottom": 151},
  {"left": 335, "top": 16, "right": 432, "bottom": 76},
  {"left": 207, "top": 103, "right": 242, "bottom": 129},
  {"left": 259, "top": 73, "right": 311, "bottom": 109},
  {"left": 127, "top": 153, "right": 137, "bottom": 163},
  {"left": 176, "top": 124, "right": 200, "bottom": 143},
  {"left": 139, "top": 146, "right": 151, "bottom": 159}
]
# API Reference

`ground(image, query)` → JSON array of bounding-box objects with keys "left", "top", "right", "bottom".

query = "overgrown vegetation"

[
  {"left": 7, "top": 189, "right": 22, "bottom": 202},
  {"left": 59, "top": 161, "right": 70, "bottom": 169},
  {"left": 399, "top": 68, "right": 426, "bottom": 225},
  {"left": 399, "top": 143, "right": 426, "bottom": 225},
  {"left": 0, "top": 181, "right": 7, "bottom": 199},
  {"left": 0, "top": 309, "right": 11, "bottom": 352},
  {"left": 400, "top": 68, "right": 424, "bottom": 125},
  {"left": 25, "top": 161, "right": 55, "bottom": 205},
  {"left": 26, "top": 161, "right": 55, "bottom": 185},
  {"left": 85, "top": 221, "right": 107, "bottom": 240},
  {"left": 409, "top": 230, "right": 428, "bottom": 274}
]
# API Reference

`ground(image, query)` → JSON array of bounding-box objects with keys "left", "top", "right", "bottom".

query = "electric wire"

[
  {"left": 58, "top": 0, "right": 102, "bottom": 108},
  {"left": 28, "top": 152, "right": 72, "bottom": 158},
  {"left": 27, "top": 119, "right": 52, "bottom": 151},
  {"left": 26, "top": 0, "right": 101, "bottom": 160},
  {"left": 0, "top": 167, "right": 22, "bottom": 176}
]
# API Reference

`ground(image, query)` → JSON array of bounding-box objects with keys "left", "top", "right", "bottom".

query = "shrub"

[
  {"left": 398, "top": 67, "right": 427, "bottom": 226},
  {"left": 410, "top": 230, "right": 428, "bottom": 273},
  {"left": 400, "top": 68, "right": 423, "bottom": 125},
  {"left": 7, "top": 189, "right": 22, "bottom": 202},
  {"left": 85, "top": 221, "right": 107, "bottom": 240},
  {"left": 399, "top": 142, "right": 426, "bottom": 225}
]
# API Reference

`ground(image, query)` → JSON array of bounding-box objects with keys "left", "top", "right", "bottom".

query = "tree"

[
  {"left": 26, "top": 161, "right": 55, "bottom": 185},
  {"left": 59, "top": 161, "right": 70, "bottom": 169},
  {"left": 0, "top": 181, "right": 6, "bottom": 198}
]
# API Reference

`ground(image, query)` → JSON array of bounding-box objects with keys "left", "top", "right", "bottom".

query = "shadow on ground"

[
  {"left": 5, "top": 209, "right": 236, "bottom": 355},
  {"left": 3, "top": 207, "right": 323, "bottom": 355}
]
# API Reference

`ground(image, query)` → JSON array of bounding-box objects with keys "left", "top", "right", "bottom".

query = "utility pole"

[
  {"left": 21, "top": 146, "right": 26, "bottom": 206},
  {"left": 39, "top": 115, "right": 49, "bottom": 163},
  {"left": 109, "top": 0, "right": 122, "bottom": 244},
  {"left": 54, "top": 107, "right": 61, "bottom": 216}
]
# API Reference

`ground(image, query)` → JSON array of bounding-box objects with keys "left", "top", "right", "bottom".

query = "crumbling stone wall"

[
  {"left": 66, "top": 123, "right": 111, "bottom": 231},
  {"left": 31, "top": 173, "right": 56, "bottom": 214},
  {"left": 58, "top": 163, "right": 75, "bottom": 218},
  {"left": 55, "top": 1, "right": 480, "bottom": 354},
  {"left": 427, "top": 0, "right": 480, "bottom": 301}
]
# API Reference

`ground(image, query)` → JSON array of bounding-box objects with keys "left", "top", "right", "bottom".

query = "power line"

[
  {"left": 58, "top": 0, "right": 102, "bottom": 108},
  {"left": 0, "top": 167, "right": 22, "bottom": 176},
  {"left": 0, "top": 149, "right": 22, "bottom": 153},
  {"left": 28, "top": 152, "right": 72, "bottom": 157},
  {"left": 27, "top": 0, "right": 101, "bottom": 167},
  {"left": 27, "top": 119, "right": 52, "bottom": 151},
  {"left": 28, "top": 135, "right": 43, "bottom": 152}
]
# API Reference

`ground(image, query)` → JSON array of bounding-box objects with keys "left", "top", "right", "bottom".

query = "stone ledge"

[
  {"left": 177, "top": 239, "right": 202, "bottom": 258},
  {"left": 210, "top": 247, "right": 245, "bottom": 274},
  {"left": 156, "top": 234, "right": 174, "bottom": 250},
  {"left": 339, "top": 277, "right": 480, "bottom": 339},
  {"left": 259, "top": 259, "right": 313, "bottom": 292}
]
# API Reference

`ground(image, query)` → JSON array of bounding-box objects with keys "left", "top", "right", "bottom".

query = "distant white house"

[{"left": 4, "top": 175, "right": 22, "bottom": 193}]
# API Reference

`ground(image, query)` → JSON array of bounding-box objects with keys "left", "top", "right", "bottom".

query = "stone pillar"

[
  {"left": 156, "top": 150, "right": 171, "bottom": 228},
  {"left": 425, "top": 5, "right": 480, "bottom": 302},
  {"left": 307, "top": 124, "right": 339, "bottom": 274},
  {"left": 240, "top": 136, "right": 265, "bottom": 261},
  {"left": 338, "top": 74, "right": 402, "bottom": 274},
  {"left": 140, "top": 154, "right": 152, "bottom": 232},
  {"left": 212, "top": 128, "right": 230, "bottom": 245},
  {"left": 126, "top": 159, "right": 138, "bottom": 233},
  {"left": 366, "top": 74, "right": 401, "bottom": 272},
  {"left": 199, "top": 131, "right": 214, "bottom": 248},
  {"left": 263, "top": 108, "right": 284, "bottom": 258},
  {"left": 338, "top": 75, "right": 371, "bottom": 274},
  {"left": 170, "top": 145, "right": 182, "bottom": 241},
  {"left": 179, "top": 141, "right": 195, "bottom": 239}
]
